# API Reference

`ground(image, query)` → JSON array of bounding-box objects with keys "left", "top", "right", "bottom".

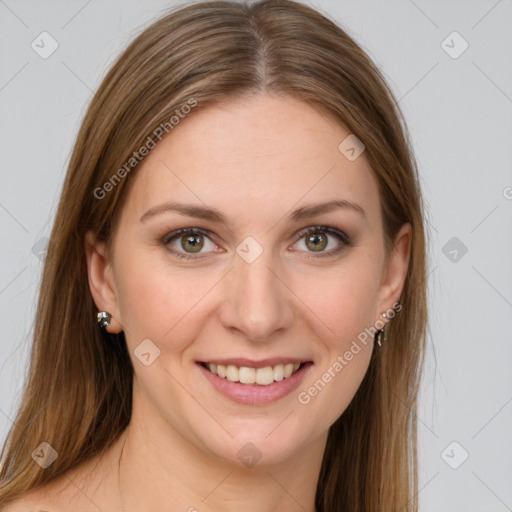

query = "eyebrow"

[{"left": 139, "top": 199, "right": 366, "bottom": 223}]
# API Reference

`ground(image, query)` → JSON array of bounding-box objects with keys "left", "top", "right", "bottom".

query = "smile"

[
  {"left": 202, "top": 362, "right": 302, "bottom": 386},
  {"left": 197, "top": 359, "right": 313, "bottom": 405}
]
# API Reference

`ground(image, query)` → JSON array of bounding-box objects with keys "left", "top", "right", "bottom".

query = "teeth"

[
  {"left": 239, "top": 366, "right": 256, "bottom": 384},
  {"left": 226, "top": 365, "right": 238, "bottom": 382},
  {"left": 273, "top": 364, "right": 284, "bottom": 382},
  {"left": 256, "top": 366, "right": 274, "bottom": 385},
  {"left": 207, "top": 362, "right": 303, "bottom": 385}
]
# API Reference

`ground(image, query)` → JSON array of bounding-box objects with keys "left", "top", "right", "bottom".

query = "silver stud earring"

[{"left": 97, "top": 311, "right": 111, "bottom": 329}]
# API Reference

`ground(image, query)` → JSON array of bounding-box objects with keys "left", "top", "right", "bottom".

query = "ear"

[
  {"left": 84, "top": 231, "right": 123, "bottom": 333},
  {"left": 375, "top": 223, "right": 411, "bottom": 320}
]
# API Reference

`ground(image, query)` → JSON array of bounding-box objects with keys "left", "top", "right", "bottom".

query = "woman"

[{"left": 0, "top": 0, "right": 429, "bottom": 510}]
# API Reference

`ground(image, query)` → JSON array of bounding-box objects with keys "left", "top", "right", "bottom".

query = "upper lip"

[{"left": 198, "top": 357, "right": 311, "bottom": 368}]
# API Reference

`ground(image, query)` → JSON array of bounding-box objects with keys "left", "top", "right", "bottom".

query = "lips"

[{"left": 196, "top": 358, "right": 313, "bottom": 405}]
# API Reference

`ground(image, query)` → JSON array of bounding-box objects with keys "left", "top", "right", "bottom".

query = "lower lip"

[{"left": 197, "top": 362, "right": 313, "bottom": 405}]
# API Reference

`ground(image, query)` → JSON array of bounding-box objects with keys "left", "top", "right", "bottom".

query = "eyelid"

[
  {"left": 288, "top": 225, "right": 352, "bottom": 258},
  {"left": 292, "top": 225, "right": 351, "bottom": 246},
  {"left": 162, "top": 227, "right": 220, "bottom": 260},
  {"left": 162, "top": 225, "right": 351, "bottom": 259},
  {"left": 162, "top": 227, "right": 216, "bottom": 245}
]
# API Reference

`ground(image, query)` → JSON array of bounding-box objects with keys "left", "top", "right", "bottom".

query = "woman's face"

[{"left": 86, "top": 94, "right": 410, "bottom": 467}]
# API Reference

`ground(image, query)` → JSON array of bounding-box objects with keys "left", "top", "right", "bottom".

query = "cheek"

[
  {"left": 304, "top": 256, "right": 380, "bottom": 418},
  {"left": 293, "top": 262, "right": 378, "bottom": 429},
  {"left": 112, "top": 247, "right": 220, "bottom": 350},
  {"left": 113, "top": 258, "right": 168, "bottom": 342},
  {"left": 297, "top": 255, "right": 381, "bottom": 347}
]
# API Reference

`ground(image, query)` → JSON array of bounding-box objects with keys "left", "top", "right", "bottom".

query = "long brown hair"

[{"left": 0, "top": 1, "right": 429, "bottom": 510}]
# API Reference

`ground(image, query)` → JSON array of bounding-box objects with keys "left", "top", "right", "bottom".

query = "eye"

[
  {"left": 162, "top": 225, "right": 352, "bottom": 260},
  {"left": 291, "top": 225, "right": 351, "bottom": 257},
  {"left": 162, "top": 228, "right": 219, "bottom": 259}
]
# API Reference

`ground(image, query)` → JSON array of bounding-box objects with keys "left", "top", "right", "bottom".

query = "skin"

[{"left": 3, "top": 93, "right": 410, "bottom": 512}]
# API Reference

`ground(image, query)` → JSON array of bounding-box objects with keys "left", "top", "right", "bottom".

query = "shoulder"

[
  {"left": 0, "top": 471, "right": 83, "bottom": 512},
  {"left": 1, "top": 487, "right": 60, "bottom": 511},
  {"left": 1, "top": 454, "right": 112, "bottom": 512},
  {"left": 1, "top": 433, "right": 126, "bottom": 512}
]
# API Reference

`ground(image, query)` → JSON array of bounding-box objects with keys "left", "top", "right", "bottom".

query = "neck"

[{"left": 115, "top": 401, "right": 325, "bottom": 512}]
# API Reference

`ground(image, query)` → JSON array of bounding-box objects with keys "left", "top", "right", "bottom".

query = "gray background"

[{"left": 1, "top": 1, "right": 511, "bottom": 510}]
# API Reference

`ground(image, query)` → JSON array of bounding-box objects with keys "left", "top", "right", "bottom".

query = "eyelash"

[{"left": 161, "top": 226, "right": 352, "bottom": 261}]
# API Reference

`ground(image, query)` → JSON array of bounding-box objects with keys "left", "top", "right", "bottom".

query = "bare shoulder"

[
  {"left": 0, "top": 485, "right": 61, "bottom": 511},
  {"left": 0, "top": 469, "right": 86, "bottom": 512},
  {"left": 1, "top": 434, "right": 125, "bottom": 512},
  {"left": 2, "top": 501, "right": 53, "bottom": 511},
  {"left": 1, "top": 450, "right": 118, "bottom": 512}
]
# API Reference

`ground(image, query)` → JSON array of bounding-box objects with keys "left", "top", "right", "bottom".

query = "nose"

[{"left": 218, "top": 248, "right": 294, "bottom": 342}]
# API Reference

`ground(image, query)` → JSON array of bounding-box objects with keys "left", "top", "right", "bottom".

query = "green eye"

[
  {"left": 163, "top": 228, "right": 217, "bottom": 259},
  {"left": 162, "top": 225, "right": 351, "bottom": 261},
  {"left": 292, "top": 226, "right": 351, "bottom": 257},
  {"left": 304, "top": 232, "right": 328, "bottom": 252},
  {"left": 179, "top": 233, "right": 205, "bottom": 253}
]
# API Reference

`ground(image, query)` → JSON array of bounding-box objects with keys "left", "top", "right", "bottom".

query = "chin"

[{"left": 196, "top": 417, "right": 317, "bottom": 469}]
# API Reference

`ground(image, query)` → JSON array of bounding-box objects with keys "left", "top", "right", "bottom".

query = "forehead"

[{"left": 120, "top": 94, "right": 380, "bottom": 227}]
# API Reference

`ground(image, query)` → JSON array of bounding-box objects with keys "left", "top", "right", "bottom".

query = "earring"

[
  {"left": 375, "top": 312, "right": 388, "bottom": 348},
  {"left": 376, "top": 300, "right": 403, "bottom": 347},
  {"left": 97, "top": 311, "right": 111, "bottom": 329}
]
